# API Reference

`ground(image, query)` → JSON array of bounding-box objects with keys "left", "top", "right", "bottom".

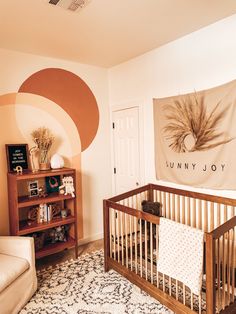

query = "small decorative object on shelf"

[
  {"left": 49, "top": 225, "right": 69, "bottom": 243},
  {"left": 45, "top": 176, "right": 60, "bottom": 193},
  {"left": 31, "top": 127, "right": 54, "bottom": 171},
  {"left": 29, "top": 146, "right": 39, "bottom": 172},
  {"left": 51, "top": 203, "right": 61, "bottom": 218},
  {"left": 50, "top": 153, "right": 64, "bottom": 169},
  {"left": 59, "top": 176, "right": 75, "bottom": 197},
  {"left": 27, "top": 207, "right": 39, "bottom": 225},
  {"left": 14, "top": 165, "right": 23, "bottom": 175},
  {"left": 38, "top": 186, "right": 47, "bottom": 198},
  {"left": 59, "top": 185, "right": 65, "bottom": 194},
  {"left": 61, "top": 208, "right": 68, "bottom": 218}
]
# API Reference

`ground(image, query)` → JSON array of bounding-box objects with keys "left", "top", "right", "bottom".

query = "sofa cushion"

[{"left": 0, "top": 253, "right": 30, "bottom": 293}]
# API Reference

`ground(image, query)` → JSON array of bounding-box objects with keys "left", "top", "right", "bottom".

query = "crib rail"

[{"left": 103, "top": 184, "right": 236, "bottom": 314}]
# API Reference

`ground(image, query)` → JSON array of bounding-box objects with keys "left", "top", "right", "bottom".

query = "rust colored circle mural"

[{"left": 19, "top": 68, "right": 99, "bottom": 151}]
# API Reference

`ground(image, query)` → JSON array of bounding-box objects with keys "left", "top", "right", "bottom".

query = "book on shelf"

[{"left": 38, "top": 204, "right": 53, "bottom": 223}]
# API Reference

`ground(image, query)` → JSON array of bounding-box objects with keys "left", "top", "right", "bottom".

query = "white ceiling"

[{"left": 0, "top": 0, "right": 236, "bottom": 68}]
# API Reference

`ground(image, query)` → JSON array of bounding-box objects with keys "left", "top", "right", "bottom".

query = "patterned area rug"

[{"left": 20, "top": 250, "right": 173, "bottom": 314}]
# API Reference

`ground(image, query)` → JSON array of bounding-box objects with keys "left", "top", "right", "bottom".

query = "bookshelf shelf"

[
  {"left": 35, "top": 236, "right": 75, "bottom": 259},
  {"left": 19, "top": 215, "right": 76, "bottom": 235}
]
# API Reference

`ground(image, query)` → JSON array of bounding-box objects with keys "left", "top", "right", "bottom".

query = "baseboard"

[{"left": 77, "top": 232, "right": 103, "bottom": 246}]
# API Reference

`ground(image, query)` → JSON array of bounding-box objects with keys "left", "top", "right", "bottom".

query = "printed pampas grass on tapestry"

[{"left": 163, "top": 93, "right": 234, "bottom": 153}]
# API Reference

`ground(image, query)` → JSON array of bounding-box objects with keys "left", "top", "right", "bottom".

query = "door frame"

[{"left": 110, "top": 100, "right": 145, "bottom": 195}]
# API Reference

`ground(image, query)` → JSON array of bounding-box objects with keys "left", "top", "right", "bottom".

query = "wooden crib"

[{"left": 103, "top": 184, "right": 236, "bottom": 314}]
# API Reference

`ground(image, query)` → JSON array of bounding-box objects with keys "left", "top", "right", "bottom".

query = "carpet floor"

[{"left": 20, "top": 250, "right": 173, "bottom": 314}]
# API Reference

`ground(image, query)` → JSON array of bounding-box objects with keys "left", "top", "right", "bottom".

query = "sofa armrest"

[{"left": 0, "top": 236, "right": 35, "bottom": 267}]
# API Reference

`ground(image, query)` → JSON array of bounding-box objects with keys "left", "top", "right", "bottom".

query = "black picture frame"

[
  {"left": 30, "top": 189, "right": 39, "bottom": 197},
  {"left": 5, "top": 144, "right": 30, "bottom": 172}
]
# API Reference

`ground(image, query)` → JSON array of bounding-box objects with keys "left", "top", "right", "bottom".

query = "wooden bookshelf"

[{"left": 7, "top": 167, "right": 78, "bottom": 259}]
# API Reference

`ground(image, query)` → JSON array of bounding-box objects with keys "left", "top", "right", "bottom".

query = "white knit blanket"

[{"left": 157, "top": 218, "right": 204, "bottom": 295}]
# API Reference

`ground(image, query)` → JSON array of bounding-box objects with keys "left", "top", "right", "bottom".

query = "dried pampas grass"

[{"left": 31, "top": 127, "right": 54, "bottom": 163}]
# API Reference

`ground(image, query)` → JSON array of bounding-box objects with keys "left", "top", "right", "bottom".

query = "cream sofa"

[{"left": 0, "top": 236, "right": 37, "bottom": 314}]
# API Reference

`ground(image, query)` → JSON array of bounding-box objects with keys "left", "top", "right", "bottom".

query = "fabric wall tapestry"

[{"left": 153, "top": 80, "right": 236, "bottom": 189}]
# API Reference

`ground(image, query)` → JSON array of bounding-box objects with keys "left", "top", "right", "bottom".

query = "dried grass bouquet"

[{"left": 31, "top": 127, "right": 54, "bottom": 164}]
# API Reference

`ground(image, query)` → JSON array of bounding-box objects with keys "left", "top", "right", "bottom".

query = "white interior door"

[{"left": 112, "top": 107, "right": 140, "bottom": 194}]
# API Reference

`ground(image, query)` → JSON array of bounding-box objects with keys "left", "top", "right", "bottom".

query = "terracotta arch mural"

[
  {"left": 19, "top": 68, "right": 99, "bottom": 152},
  {"left": 0, "top": 68, "right": 100, "bottom": 238}
]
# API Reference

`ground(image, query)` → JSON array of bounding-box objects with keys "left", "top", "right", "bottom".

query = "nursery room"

[{"left": 0, "top": 1, "right": 236, "bottom": 313}]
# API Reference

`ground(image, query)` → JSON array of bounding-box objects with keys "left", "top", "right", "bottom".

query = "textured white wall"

[{"left": 109, "top": 14, "right": 236, "bottom": 197}]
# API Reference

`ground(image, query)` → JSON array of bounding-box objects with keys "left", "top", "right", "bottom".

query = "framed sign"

[{"left": 5, "top": 144, "right": 30, "bottom": 172}]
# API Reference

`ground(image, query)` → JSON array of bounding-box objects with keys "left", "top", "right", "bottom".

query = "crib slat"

[
  {"left": 109, "top": 208, "right": 112, "bottom": 258},
  {"left": 187, "top": 197, "right": 191, "bottom": 226},
  {"left": 183, "top": 284, "right": 186, "bottom": 305},
  {"left": 125, "top": 213, "right": 128, "bottom": 268},
  {"left": 145, "top": 220, "right": 148, "bottom": 280},
  {"left": 176, "top": 195, "right": 180, "bottom": 223},
  {"left": 190, "top": 292, "right": 193, "bottom": 310},
  {"left": 210, "top": 202, "right": 214, "bottom": 232},
  {"left": 182, "top": 196, "right": 186, "bottom": 224},
  {"left": 224, "top": 204, "right": 227, "bottom": 224},
  {"left": 113, "top": 210, "right": 117, "bottom": 261},
  {"left": 217, "top": 203, "right": 220, "bottom": 227},
  {"left": 130, "top": 215, "right": 133, "bottom": 271},
  {"left": 231, "top": 227, "right": 235, "bottom": 302},
  {"left": 163, "top": 273, "right": 165, "bottom": 293},
  {"left": 176, "top": 279, "right": 178, "bottom": 301},
  {"left": 169, "top": 277, "right": 171, "bottom": 296},
  {"left": 156, "top": 224, "right": 159, "bottom": 289},
  {"left": 199, "top": 293, "right": 202, "bottom": 314},
  {"left": 192, "top": 198, "right": 196, "bottom": 228},
  {"left": 227, "top": 230, "right": 230, "bottom": 306},
  {"left": 217, "top": 238, "right": 221, "bottom": 311},
  {"left": 204, "top": 201, "right": 208, "bottom": 232},
  {"left": 222, "top": 234, "right": 226, "bottom": 309},
  {"left": 139, "top": 218, "right": 143, "bottom": 278},
  {"left": 172, "top": 193, "right": 175, "bottom": 221},
  {"left": 117, "top": 211, "right": 120, "bottom": 263},
  {"left": 198, "top": 199, "right": 202, "bottom": 230},
  {"left": 159, "top": 190, "right": 162, "bottom": 211},
  {"left": 121, "top": 211, "right": 124, "bottom": 265},
  {"left": 167, "top": 192, "right": 171, "bottom": 219},
  {"left": 150, "top": 222, "right": 153, "bottom": 284},
  {"left": 163, "top": 192, "right": 166, "bottom": 217},
  {"left": 135, "top": 217, "right": 138, "bottom": 274}
]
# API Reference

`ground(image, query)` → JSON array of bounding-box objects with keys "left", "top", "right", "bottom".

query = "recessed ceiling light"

[{"left": 47, "top": 0, "right": 91, "bottom": 12}]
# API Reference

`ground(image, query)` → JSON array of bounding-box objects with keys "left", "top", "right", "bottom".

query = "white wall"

[
  {"left": 0, "top": 48, "right": 111, "bottom": 239},
  {"left": 109, "top": 14, "right": 236, "bottom": 197}
]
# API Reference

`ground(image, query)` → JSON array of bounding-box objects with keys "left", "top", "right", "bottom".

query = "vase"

[
  {"left": 39, "top": 162, "right": 50, "bottom": 171},
  {"left": 38, "top": 149, "right": 50, "bottom": 170}
]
